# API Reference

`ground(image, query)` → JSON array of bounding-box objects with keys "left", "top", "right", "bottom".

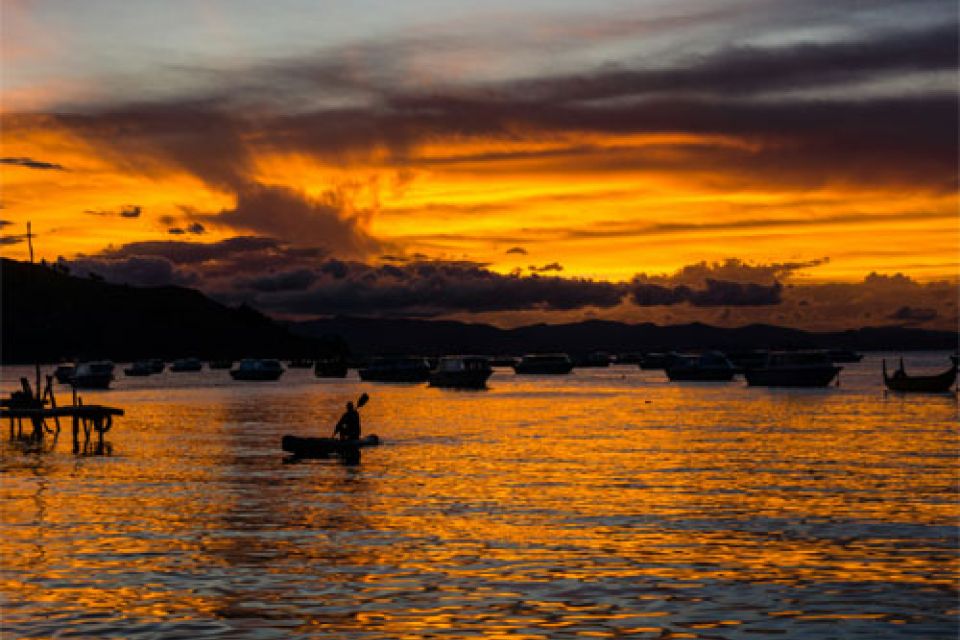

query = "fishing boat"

[
  {"left": 72, "top": 361, "right": 115, "bottom": 389},
  {"left": 230, "top": 358, "right": 285, "bottom": 381},
  {"left": 744, "top": 351, "right": 841, "bottom": 387},
  {"left": 170, "top": 357, "right": 203, "bottom": 372},
  {"left": 513, "top": 353, "right": 574, "bottom": 375},
  {"left": 358, "top": 357, "right": 431, "bottom": 382},
  {"left": 883, "top": 357, "right": 957, "bottom": 393},
  {"left": 281, "top": 434, "right": 381, "bottom": 458},
  {"left": 54, "top": 362, "right": 76, "bottom": 384},
  {"left": 124, "top": 360, "right": 154, "bottom": 376},
  {"left": 314, "top": 358, "right": 348, "bottom": 378},
  {"left": 665, "top": 351, "right": 736, "bottom": 381},
  {"left": 429, "top": 355, "right": 493, "bottom": 388}
]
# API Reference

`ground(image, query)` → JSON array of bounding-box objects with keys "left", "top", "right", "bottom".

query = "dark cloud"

[
  {"left": 98, "top": 236, "right": 281, "bottom": 264},
  {"left": 0, "top": 235, "right": 25, "bottom": 245},
  {"left": 0, "top": 219, "right": 14, "bottom": 229},
  {"left": 236, "top": 268, "right": 318, "bottom": 293},
  {"left": 888, "top": 306, "right": 938, "bottom": 323},
  {"left": 506, "top": 246, "right": 528, "bottom": 255},
  {"left": 57, "top": 255, "right": 194, "bottom": 287},
  {"left": 529, "top": 262, "right": 564, "bottom": 273},
  {"left": 628, "top": 278, "right": 782, "bottom": 307},
  {"left": 0, "top": 156, "right": 65, "bottom": 171},
  {"left": 120, "top": 205, "right": 142, "bottom": 218},
  {"left": 167, "top": 227, "right": 187, "bottom": 235}
]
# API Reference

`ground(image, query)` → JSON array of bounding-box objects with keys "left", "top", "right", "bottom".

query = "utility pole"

[{"left": 26, "top": 221, "right": 35, "bottom": 263}]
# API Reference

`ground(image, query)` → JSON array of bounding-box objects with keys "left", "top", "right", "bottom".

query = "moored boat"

[
  {"left": 54, "top": 363, "right": 76, "bottom": 384},
  {"left": 170, "top": 357, "right": 203, "bottom": 372},
  {"left": 639, "top": 353, "right": 670, "bottom": 370},
  {"left": 358, "top": 357, "right": 431, "bottom": 382},
  {"left": 513, "top": 353, "right": 574, "bottom": 375},
  {"left": 124, "top": 360, "right": 154, "bottom": 376},
  {"left": 72, "top": 361, "right": 115, "bottom": 389},
  {"left": 665, "top": 351, "right": 736, "bottom": 381},
  {"left": 230, "top": 358, "right": 285, "bottom": 381},
  {"left": 315, "top": 358, "right": 349, "bottom": 378},
  {"left": 745, "top": 351, "right": 841, "bottom": 387},
  {"left": 828, "top": 349, "right": 864, "bottom": 363},
  {"left": 574, "top": 351, "right": 611, "bottom": 368},
  {"left": 883, "top": 357, "right": 957, "bottom": 393},
  {"left": 429, "top": 355, "right": 493, "bottom": 388}
]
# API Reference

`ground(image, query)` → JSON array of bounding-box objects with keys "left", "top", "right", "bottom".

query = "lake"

[{"left": 2, "top": 352, "right": 957, "bottom": 639}]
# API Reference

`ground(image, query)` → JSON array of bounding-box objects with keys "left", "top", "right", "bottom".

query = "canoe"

[
  {"left": 281, "top": 434, "right": 381, "bottom": 458},
  {"left": 883, "top": 358, "right": 957, "bottom": 393}
]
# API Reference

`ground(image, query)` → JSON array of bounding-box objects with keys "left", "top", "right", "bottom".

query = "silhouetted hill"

[
  {"left": 292, "top": 316, "right": 957, "bottom": 356},
  {"left": 2, "top": 259, "right": 345, "bottom": 363}
]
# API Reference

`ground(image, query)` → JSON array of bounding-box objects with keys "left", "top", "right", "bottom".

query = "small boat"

[
  {"left": 726, "top": 350, "right": 769, "bottom": 373},
  {"left": 828, "top": 349, "right": 864, "bottom": 363},
  {"left": 230, "top": 358, "right": 285, "bottom": 381},
  {"left": 208, "top": 359, "right": 233, "bottom": 370},
  {"left": 281, "top": 434, "right": 381, "bottom": 459},
  {"left": 170, "top": 357, "right": 203, "bottom": 372},
  {"left": 358, "top": 357, "right": 431, "bottom": 382},
  {"left": 288, "top": 359, "right": 314, "bottom": 369},
  {"left": 639, "top": 353, "right": 670, "bottom": 370},
  {"left": 124, "top": 360, "right": 154, "bottom": 376},
  {"left": 883, "top": 357, "right": 957, "bottom": 393},
  {"left": 148, "top": 358, "right": 165, "bottom": 373},
  {"left": 429, "top": 355, "right": 493, "bottom": 388},
  {"left": 574, "top": 351, "right": 611, "bottom": 368},
  {"left": 72, "top": 361, "right": 115, "bottom": 389},
  {"left": 513, "top": 353, "right": 574, "bottom": 375},
  {"left": 665, "top": 351, "right": 736, "bottom": 381},
  {"left": 745, "top": 351, "right": 841, "bottom": 387},
  {"left": 54, "top": 363, "right": 76, "bottom": 384},
  {"left": 314, "top": 358, "right": 348, "bottom": 378}
]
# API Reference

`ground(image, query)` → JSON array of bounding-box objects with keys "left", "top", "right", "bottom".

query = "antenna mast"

[{"left": 26, "top": 221, "right": 35, "bottom": 263}]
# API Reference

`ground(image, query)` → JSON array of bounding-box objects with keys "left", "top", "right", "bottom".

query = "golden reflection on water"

[{"left": 1, "top": 355, "right": 957, "bottom": 638}]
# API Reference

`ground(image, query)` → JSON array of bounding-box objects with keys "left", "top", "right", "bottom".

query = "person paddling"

[{"left": 333, "top": 401, "right": 361, "bottom": 441}]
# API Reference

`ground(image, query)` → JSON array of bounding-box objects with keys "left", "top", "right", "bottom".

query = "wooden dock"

[{"left": 2, "top": 375, "right": 123, "bottom": 454}]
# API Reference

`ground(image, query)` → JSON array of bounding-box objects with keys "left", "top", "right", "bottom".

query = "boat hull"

[
  {"left": 282, "top": 434, "right": 381, "bottom": 458},
  {"left": 428, "top": 370, "right": 492, "bottom": 388},
  {"left": 884, "top": 361, "right": 957, "bottom": 393},
  {"left": 745, "top": 366, "right": 840, "bottom": 387}
]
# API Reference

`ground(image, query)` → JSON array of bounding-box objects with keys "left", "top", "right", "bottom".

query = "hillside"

[{"left": 1, "top": 258, "right": 345, "bottom": 363}]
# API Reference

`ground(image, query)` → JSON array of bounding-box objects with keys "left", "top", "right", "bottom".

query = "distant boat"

[
  {"left": 72, "top": 361, "right": 115, "bottom": 389},
  {"left": 883, "top": 357, "right": 957, "bottom": 393},
  {"left": 574, "top": 351, "right": 611, "bottom": 368},
  {"left": 358, "top": 357, "right": 431, "bottom": 383},
  {"left": 314, "top": 358, "right": 348, "bottom": 378},
  {"left": 429, "top": 355, "right": 493, "bottom": 388},
  {"left": 828, "top": 349, "right": 864, "bottom": 363},
  {"left": 288, "top": 359, "right": 314, "bottom": 369},
  {"left": 665, "top": 351, "right": 736, "bottom": 381},
  {"left": 208, "top": 359, "right": 233, "bottom": 370},
  {"left": 639, "top": 353, "right": 670, "bottom": 370},
  {"left": 230, "top": 358, "right": 284, "bottom": 381},
  {"left": 54, "top": 363, "right": 76, "bottom": 384},
  {"left": 170, "top": 358, "right": 203, "bottom": 372},
  {"left": 124, "top": 360, "right": 154, "bottom": 376},
  {"left": 513, "top": 353, "right": 574, "bottom": 375},
  {"left": 745, "top": 351, "right": 841, "bottom": 387}
]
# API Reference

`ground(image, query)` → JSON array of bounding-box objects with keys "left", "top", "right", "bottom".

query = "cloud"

[
  {"left": 529, "top": 262, "right": 563, "bottom": 273},
  {"left": 86, "top": 204, "right": 143, "bottom": 218},
  {"left": 0, "top": 156, "right": 65, "bottom": 170},
  {"left": 888, "top": 305, "right": 938, "bottom": 323},
  {"left": 505, "top": 246, "right": 528, "bottom": 255},
  {"left": 57, "top": 255, "right": 194, "bottom": 287},
  {"left": 0, "top": 235, "right": 25, "bottom": 245},
  {"left": 628, "top": 278, "right": 782, "bottom": 307},
  {"left": 0, "top": 220, "right": 13, "bottom": 229}
]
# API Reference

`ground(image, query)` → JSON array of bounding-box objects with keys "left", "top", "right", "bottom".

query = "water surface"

[{"left": 2, "top": 353, "right": 957, "bottom": 638}]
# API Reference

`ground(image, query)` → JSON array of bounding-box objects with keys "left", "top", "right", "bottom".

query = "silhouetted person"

[{"left": 333, "top": 401, "right": 361, "bottom": 441}]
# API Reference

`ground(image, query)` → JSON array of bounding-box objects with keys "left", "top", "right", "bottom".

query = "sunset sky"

[{"left": 1, "top": 0, "right": 957, "bottom": 330}]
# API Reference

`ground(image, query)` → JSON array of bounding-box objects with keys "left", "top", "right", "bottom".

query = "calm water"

[{"left": 2, "top": 353, "right": 957, "bottom": 639}]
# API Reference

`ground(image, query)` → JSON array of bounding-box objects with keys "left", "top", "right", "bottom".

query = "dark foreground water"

[{"left": 2, "top": 353, "right": 957, "bottom": 639}]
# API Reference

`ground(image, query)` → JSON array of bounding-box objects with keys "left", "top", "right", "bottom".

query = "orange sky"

[{"left": 1, "top": 1, "right": 957, "bottom": 329}]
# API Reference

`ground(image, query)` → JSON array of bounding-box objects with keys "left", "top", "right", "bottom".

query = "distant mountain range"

[
  {"left": 2, "top": 258, "right": 955, "bottom": 364},
  {"left": 292, "top": 316, "right": 958, "bottom": 356},
  {"left": 2, "top": 258, "right": 344, "bottom": 364}
]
